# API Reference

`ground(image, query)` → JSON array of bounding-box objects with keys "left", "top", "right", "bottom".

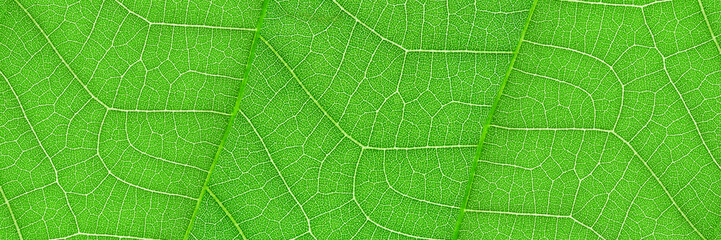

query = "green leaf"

[{"left": 1, "top": 0, "right": 720, "bottom": 239}]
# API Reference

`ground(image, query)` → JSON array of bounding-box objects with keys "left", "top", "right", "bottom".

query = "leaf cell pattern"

[{"left": 0, "top": 0, "right": 720, "bottom": 239}]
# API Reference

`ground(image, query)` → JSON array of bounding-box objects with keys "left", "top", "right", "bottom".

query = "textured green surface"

[{"left": 1, "top": 0, "right": 720, "bottom": 239}]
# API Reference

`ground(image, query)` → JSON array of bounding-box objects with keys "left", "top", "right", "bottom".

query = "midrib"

[
  {"left": 449, "top": 0, "right": 540, "bottom": 239},
  {"left": 181, "top": 0, "right": 270, "bottom": 239}
]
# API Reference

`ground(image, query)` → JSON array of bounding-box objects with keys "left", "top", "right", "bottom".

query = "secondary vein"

[
  {"left": 206, "top": 187, "right": 249, "bottom": 240},
  {"left": 696, "top": 0, "right": 721, "bottom": 54},
  {"left": 0, "top": 183, "right": 22, "bottom": 240},
  {"left": 450, "top": 0, "right": 540, "bottom": 238}
]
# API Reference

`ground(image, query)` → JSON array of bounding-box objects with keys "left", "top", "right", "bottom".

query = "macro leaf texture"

[{"left": 1, "top": 0, "right": 720, "bottom": 239}]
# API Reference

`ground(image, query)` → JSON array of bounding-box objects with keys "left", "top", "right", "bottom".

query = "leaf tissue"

[{"left": 1, "top": 0, "right": 720, "bottom": 239}]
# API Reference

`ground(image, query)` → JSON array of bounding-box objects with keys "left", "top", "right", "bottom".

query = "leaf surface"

[{"left": 1, "top": 0, "right": 720, "bottom": 239}]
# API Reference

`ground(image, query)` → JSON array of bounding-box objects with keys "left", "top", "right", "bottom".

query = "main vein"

[
  {"left": 450, "top": 0, "right": 540, "bottom": 239},
  {"left": 181, "top": 0, "right": 270, "bottom": 239}
]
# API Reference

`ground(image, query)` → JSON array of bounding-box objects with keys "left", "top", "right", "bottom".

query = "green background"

[{"left": 1, "top": 0, "right": 720, "bottom": 239}]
